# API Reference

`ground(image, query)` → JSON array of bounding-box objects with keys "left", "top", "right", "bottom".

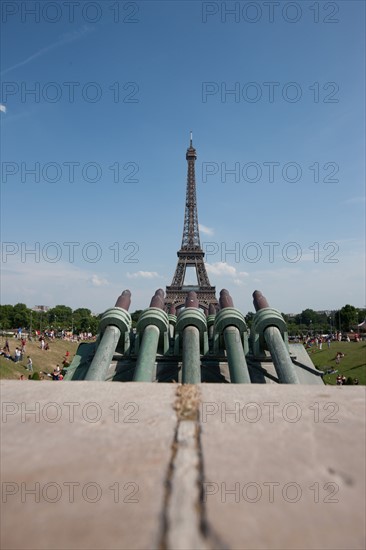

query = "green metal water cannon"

[
  {"left": 175, "top": 291, "right": 208, "bottom": 383},
  {"left": 213, "top": 289, "right": 251, "bottom": 383},
  {"left": 85, "top": 290, "right": 132, "bottom": 381},
  {"left": 132, "top": 289, "right": 170, "bottom": 382},
  {"left": 251, "top": 290, "right": 299, "bottom": 384}
]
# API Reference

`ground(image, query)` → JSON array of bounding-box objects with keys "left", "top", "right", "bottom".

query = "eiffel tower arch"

[{"left": 165, "top": 135, "right": 218, "bottom": 313}]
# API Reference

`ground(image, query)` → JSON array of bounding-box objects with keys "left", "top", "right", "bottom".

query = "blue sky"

[{"left": 1, "top": 0, "right": 365, "bottom": 315}]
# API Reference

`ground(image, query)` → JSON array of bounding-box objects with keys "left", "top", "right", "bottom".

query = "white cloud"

[
  {"left": 233, "top": 278, "right": 247, "bottom": 287},
  {"left": 199, "top": 224, "right": 214, "bottom": 236},
  {"left": 0, "top": 104, "right": 6, "bottom": 113},
  {"left": 0, "top": 259, "right": 118, "bottom": 312},
  {"left": 127, "top": 271, "right": 160, "bottom": 279},
  {"left": 90, "top": 274, "right": 108, "bottom": 287},
  {"left": 206, "top": 262, "right": 249, "bottom": 279},
  {"left": 206, "top": 262, "right": 236, "bottom": 276}
]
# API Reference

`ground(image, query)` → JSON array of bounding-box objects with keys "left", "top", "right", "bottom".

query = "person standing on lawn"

[{"left": 26, "top": 356, "right": 33, "bottom": 372}]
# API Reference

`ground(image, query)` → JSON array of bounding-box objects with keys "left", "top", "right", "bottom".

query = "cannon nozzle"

[
  {"left": 115, "top": 290, "right": 131, "bottom": 311},
  {"left": 208, "top": 303, "right": 216, "bottom": 315},
  {"left": 185, "top": 291, "right": 199, "bottom": 309},
  {"left": 219, "top": 289, "right": 234, "bottom": 309},
  {"left": 150, "top": 288, "right": 165, "bottom": 309},
  {"left": 169, "top": 303, "right": 176, "bottom": 315},
  {"left": 253, "top": 290, "right": 270, "bottom": 312}
]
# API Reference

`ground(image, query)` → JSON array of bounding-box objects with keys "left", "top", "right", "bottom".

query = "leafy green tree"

[
  {"left": 339, "top": 304, "right": 358, "bottom": 331},
  {"left": 72, "top": 308, "right": 96, "bottom": 333},
  {"left": 48, "top": 305, "right": 73, "bottom": 328},
  {"left": 287, "top": 322, "right": 299, "bottom": 335},
  {"left": 88, "top": 317, "right": 99, "bottom": 334},
  {"left": 77, "top": 317, "right": 91, "bottom": 332},
  {"left": 0, "top": 305, "right": 14, "bottom": 330},
  {"left": 131, "top": 310, "right": 143, "bottom": 329},
  {"left": 298, "top": 309, "right": 318, "bottom": 326},
  {"left": 73, "top": 308, "right": 92, "bottom": 318},
  {"left": 12, "top": 303, "right": 30, "bottom": 328}
]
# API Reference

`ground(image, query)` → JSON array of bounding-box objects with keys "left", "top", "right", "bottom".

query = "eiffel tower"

[{"left": 165, "top": 134, "right": 218, "bottom": 312}]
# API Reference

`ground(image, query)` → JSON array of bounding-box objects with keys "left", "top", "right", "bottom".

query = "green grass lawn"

[
  {"left": 307, "top": 341, "right": 366, "bottom": 385},
  {"left": 0, "top": 337, "right": 78, "bottom": 380}
]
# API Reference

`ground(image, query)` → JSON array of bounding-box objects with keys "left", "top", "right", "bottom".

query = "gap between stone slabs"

[{"left": 159, "top": 385, "right": 226, "bottom": 550}]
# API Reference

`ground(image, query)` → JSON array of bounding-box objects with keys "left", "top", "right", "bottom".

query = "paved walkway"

[{"left": 1, "top": 381, "right": 365, "bottom": 549}]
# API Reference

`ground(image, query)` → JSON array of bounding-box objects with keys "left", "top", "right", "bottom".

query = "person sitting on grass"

[
  {"left": 50, "top": 366, "right": 61, "bottom": 380},
  {"left": 0, "top": 348, "right": 11, "bottom": 360}
]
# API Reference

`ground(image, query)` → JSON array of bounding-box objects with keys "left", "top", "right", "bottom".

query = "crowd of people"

[
  {"left": 1, "top": 326, "right": 94, "bottom": 365},
  {"left": 11, "top": 327, "right": 95, "bottom": 343},
  {"left": 0, "top": 335, "right": 72, "bottom": 381},
  {"left": 302, "top": 331, "right": 362, "bottom": 350},
  {"left": 32, "top": 329, "right": 94, "bottom": 342}
]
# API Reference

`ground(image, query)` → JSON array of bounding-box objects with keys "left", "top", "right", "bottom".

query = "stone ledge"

[{"left": 1, "top": 382, "right": 364, "bottom": 550}]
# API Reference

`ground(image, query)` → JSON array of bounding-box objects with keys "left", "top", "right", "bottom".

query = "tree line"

[
  {"left": 0, "top": 303, "right": 364, "bottom": 335},
  {"left": 246, "top": 305, "right": 365, "bottom": 333},
  {"left": 0, "top": 304, "right": 100, "bottom": 334}
]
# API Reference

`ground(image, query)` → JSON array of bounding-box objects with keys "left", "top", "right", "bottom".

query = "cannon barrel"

[
  {"left": 182, "top": 291, "right": 201, "bottom": 383},
  {"left": 150, "top": 288, "right": 165, "bottom": 309},
  {"left": 133, "top": 289, "right": 169, "bottom": 382},
  {"left": 253, "top": 290, "right": 270, "bottom": 311},
  {"left": 252, "top": 290, "right": 299, "bottom": 384},
  {"left": 85, "top": 290, "right": 132, "bottom": 381},
  {"left": 216, "top": 289, "right": 251, "bottom": 384},
  {"left": 176, "top": 291, "right": 204, "bottom": 384},
  {"left": 115, "top": 289, "right": 131, "bottom": 310},
  {"left": 219, "top": 288, "right": 234, "bottom": 309}
]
